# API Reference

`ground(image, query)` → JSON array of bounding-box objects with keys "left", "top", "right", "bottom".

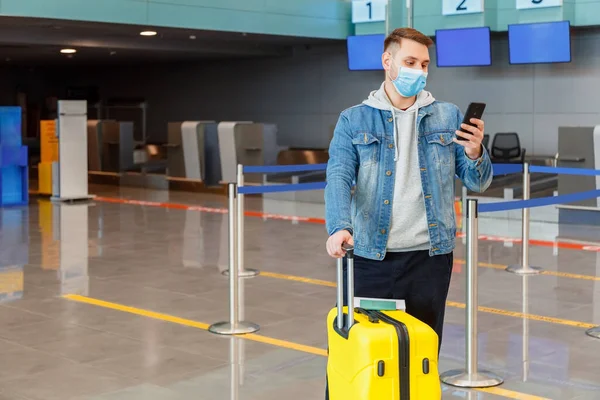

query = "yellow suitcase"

[{"left": 326, "top": 245, "right": 442, "bottom": 400}]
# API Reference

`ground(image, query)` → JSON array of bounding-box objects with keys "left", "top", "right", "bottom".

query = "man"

[{"left": 325, "top": 27, "right": 492, "bottom": 349}]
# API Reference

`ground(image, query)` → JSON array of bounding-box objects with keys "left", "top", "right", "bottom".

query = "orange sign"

[{"left": 40, "top": 120, "right": 58, "bottom": 163}]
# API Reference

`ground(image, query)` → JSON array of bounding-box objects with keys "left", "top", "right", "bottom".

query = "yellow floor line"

[
  {"left": 63, "top": 294, "right": 325, "bottom": 356},
  {"left": 64, "top": 294, "right": 211, "bottom": 330},
  {"left": 478, "top": 387, "right": 551, "bottom": 400},
  {"left": 456, "top": 259, "right": 600, "bottom": 282},
  {"left": 539, "top": 270, "right": 600, "bottom": 282},
  {"left": 63, "top": 294, "right": 550, "bottom": 400},
  {"left": 260, "top": 271, "right": 336, "bottom": 288},
  {"left": 259, "top": 272, "right": 597, "bottom": 329},
  {"left": 244, "top": 333, "right": 327, "bottom": 357}
]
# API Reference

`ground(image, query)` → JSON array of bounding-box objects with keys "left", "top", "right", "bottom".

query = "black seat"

[
  {"left": 490, "top": 132, "right": 526, "bottom": 164},
  {"left": 482, "top": 134, "right": 490, "bottom": 152}
]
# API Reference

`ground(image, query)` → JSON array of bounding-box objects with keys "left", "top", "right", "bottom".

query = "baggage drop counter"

[
  {"left": 166, "top": 121, "right": 224, "bottom": 193},
  {"left": 87, "top": 119, "right": 135, "bottom": 185},
  {"left": 218, "top": 121, "right": 281, "bottom": 184}
]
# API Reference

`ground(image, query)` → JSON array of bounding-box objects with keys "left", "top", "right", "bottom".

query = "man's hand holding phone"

[
  {"left": 454, "top": 118, "right": 485, "bottom": 160},
  {"left": 453, "top": 102, "right": 486, "bottom": 160}
]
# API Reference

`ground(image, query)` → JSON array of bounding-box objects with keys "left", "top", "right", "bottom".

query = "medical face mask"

[{"left": 390, "top": 64, "right": 428, "bottom": 98}]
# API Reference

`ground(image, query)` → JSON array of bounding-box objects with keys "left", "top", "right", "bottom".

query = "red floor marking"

[
  {"left": 244, "top": 210, "right": 325, "bottom": 224},
  {"left": 93, "top": 196, "right": 600, "bottom": 253},
  {"left": 95, "top": 196, "right": 227, "bottom": 214}
]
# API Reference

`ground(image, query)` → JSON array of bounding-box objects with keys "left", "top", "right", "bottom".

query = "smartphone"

[{"left": 457, "top": 102, "right": 486, "bottom": 141}]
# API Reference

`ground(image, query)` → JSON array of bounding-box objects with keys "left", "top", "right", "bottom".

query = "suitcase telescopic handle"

[{"left": 336, "top": 243, "right": 354, "bottom": 331}]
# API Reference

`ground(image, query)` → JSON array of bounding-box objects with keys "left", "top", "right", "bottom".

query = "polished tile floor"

[{"left": 0, "top": 184, "right": 599, "bottom": 399}]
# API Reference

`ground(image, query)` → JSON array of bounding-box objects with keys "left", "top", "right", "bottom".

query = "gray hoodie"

[{"left": 362, "top": 83, "right": 435, "bottom": 252}]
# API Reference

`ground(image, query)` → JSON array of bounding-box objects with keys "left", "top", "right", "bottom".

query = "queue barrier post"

[
  {"left": 223, "top": 164, "right": 259, "bottom": 278},
  {"left": 586, "top": 327, "right": 600, "bottom": 339},
  {"left": 229, "top": 337, "right": 240, "bottom": 399},
  {"left": 440, "top": 199, "right": 504, "bottom": 388},
  {"left": 209, "top": 183, "right": 260, "bottom": 335},
  {"left": 506, "top": 162, "right": 543, "bottom": 275},
  {"left": 521, "top": 273, "right": 531, "bottom": 381}
]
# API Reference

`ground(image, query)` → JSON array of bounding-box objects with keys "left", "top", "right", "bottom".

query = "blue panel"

[
  {"left": 1, "top": 167, "right": 23, "bottom": 205},
  {"left": 435, "top": 27, "right": 492, "bottom": 68},
  {"left": 347, "top": 34, "right": 385, "bottom": 71},
  {"left": 0, "top": 107, "right": 22, "bottom": 147},
  {"left": 508, "top": 20, "right": 571, "bottom": 64},
  {"left": 0, "top": 146, "right": 28, "bottom": 167}
]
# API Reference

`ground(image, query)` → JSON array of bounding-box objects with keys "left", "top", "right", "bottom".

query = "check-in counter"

[
  {"left": 556, "top": 125, "right": 600, "bottom": 225},
  {"left": 87, "top": 120, "right": 134, "bottom": 173},
  {"left": 166, "top": 121, "right": 222, "bottom": 191},
  {"left": 217, "top": 121, "right": 280, "bottom": 184}
]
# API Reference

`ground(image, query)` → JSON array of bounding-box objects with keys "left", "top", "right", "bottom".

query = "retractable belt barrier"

[
  {"left": 242, "top": 163, "right": 327, "bottom": 174},
  {"left": 475, "top": 162, "right": 600, "bottom": 351},
  {"left": 479, "top": 189, "right": 600, "bottom": 213},
  {"left": 530, "top": 165, "right": 600, "bottom": 176},
  {"left": 208, "top": 161, "right": 600, "bottom": 380},
  {"left": 492, "top": 163, "right": 524, "bottom": 176},
  {"left": 237, "top": 182, "right": 326, "bottom": 195}
]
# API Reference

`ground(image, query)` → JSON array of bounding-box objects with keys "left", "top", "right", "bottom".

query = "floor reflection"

[
  {"left": 0, "top": 207, "right": 28, "bottom": 303},
  {"left": 33, "top": 199, "right": 90, "bottom": 297},
  {"left": 0, "top": 190, "right": 598, "bottom": 399}
]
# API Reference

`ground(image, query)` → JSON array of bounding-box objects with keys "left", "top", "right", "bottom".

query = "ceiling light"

[
  {"left": 140, "top": 30, "right": 157, "bottom": 36},
  {"left": 60, "top": 48, "right": 76, "bottom": 54},
  {"left": 189, "top": 35, "right": 196, "bottom": 40}
]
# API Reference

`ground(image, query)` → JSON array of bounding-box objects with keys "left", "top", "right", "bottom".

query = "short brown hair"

[{"left": 384, "top": 27, "right": 434, "bottom": 52}]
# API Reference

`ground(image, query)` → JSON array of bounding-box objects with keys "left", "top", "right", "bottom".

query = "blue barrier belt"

[
  {"left": 478, "top": 189, "right": 600, "bottom": 213},
  {"left": 244, "top": 162, "right": 521, "bottom": 176},
  {"left": 530, "top": 165, "right": 600, "bottom": 176},
  {"left": 492, "top": 163, "right": 524, "bottom": 176},
  {"left": 237, "top": 181, "right": 326, "bottom": 195},
  {"left": 243, "top": 164, "right": 327, "bottom": 174},
  {"left": 243, "top": 163, "right": 600, "bottom": 177}
]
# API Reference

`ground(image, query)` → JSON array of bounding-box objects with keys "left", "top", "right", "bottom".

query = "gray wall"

[
  {"left": 9, "top": 29, "right": 600, "bottom": 156},
  {"left": 427, "top": 30, "right": 600, "bottom": 157},
  {"left": 55, "top": 45, "right": 383, "bottom": 148}
]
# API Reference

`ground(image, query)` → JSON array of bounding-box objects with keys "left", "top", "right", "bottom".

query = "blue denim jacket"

[{"left": 324, "top": 100, "right": 493, "bottom": 260}]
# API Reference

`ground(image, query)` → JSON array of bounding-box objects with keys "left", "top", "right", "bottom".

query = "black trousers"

[{"left": 325, "top": 250, "right": 453, "bottom": 399}]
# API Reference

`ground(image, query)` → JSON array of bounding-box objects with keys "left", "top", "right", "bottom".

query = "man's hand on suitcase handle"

[{"left": 326, "top": 230, "right": 354, "bottom": 258}]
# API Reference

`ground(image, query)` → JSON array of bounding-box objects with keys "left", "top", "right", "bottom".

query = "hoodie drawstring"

[
  {"left": 391, "top": 108, "right": 418, "bottom": 162},
  {"left": 392, "top": 109, "right": 399, "bottom": 161}
]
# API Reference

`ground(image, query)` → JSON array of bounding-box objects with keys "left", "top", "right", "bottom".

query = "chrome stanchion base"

[
  {"left": 208, "top": 321, "right": 260, "bottom": 335},
  {"left": 586, "top": 327, "right": 600, "bottom": 339},
  {"left": 506, "top": 265, "right": 542, "bottom": 275},
  {"left": 222, "top": 268, "right": 259, "bottom": 278},
  {"left": 440, "top": 370, "right": 504, "bottom": 388}
]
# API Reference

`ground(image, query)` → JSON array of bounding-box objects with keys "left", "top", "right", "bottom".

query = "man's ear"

[{"left": 382, "top": 51, "right": 392, "bottom": 72}]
